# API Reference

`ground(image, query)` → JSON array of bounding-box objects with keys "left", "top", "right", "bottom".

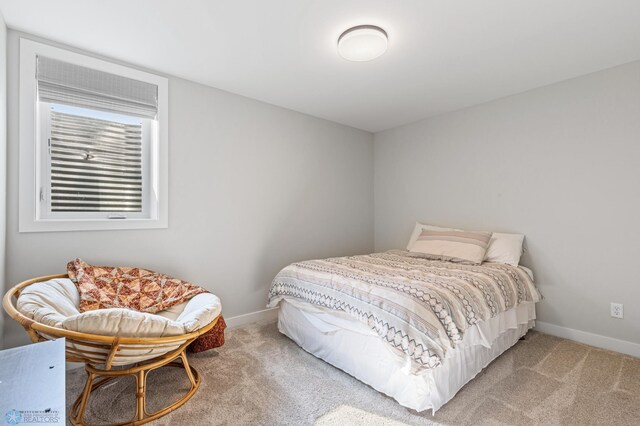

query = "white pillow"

[
  {"left": 484, "top": 232, "right": 525, "bottom": 266},
  {"left": 17, "top": 278, "right": 81, "bottom": 328}
]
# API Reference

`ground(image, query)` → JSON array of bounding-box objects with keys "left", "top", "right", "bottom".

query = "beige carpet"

[{"left": 65, "top": 320, "right": 640, "bottom": 425}]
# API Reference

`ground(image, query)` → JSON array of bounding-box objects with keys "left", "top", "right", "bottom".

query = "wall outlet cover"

[{"left": 610, "top": 302, "right": 624, "bottom": 319}]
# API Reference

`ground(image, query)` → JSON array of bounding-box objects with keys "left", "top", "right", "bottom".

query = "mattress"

[{"left": 277, "top": 298, "right": 536, "bottom": 413}]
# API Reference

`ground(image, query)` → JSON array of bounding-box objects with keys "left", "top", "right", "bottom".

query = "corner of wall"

[{"left": 0, "top": 10, "right": 8, "bottom": 349}]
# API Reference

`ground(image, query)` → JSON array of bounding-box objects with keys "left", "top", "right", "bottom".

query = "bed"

[{"left": 267, "top": 249, "right": 541, "bottom": 413}]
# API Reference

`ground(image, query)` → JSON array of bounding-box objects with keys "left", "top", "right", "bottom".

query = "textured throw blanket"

[
  {"left": 268, "top": 250, "right": 541, "bottom": 370},
  {"left": 67, "top": 258, "right": 225, "bottom": 350}
]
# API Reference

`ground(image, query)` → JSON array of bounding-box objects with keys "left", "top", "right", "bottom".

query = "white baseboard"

[
  {"left": 534, "top": 321, "right": 640, "bottom": 358},
  {"left": 225, "top": 307, "right": 279, "bottom": 329}
]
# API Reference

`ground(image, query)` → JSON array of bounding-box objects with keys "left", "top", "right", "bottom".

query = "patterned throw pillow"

[
  {"left": 188, "top": 316, "right": 227, "bottom": 353},
  {"left": 409, "top": 228, "right": 492, "bottom": 265},
  {"left": 67, "top": 258, "right": 208, "bottom": 313}
]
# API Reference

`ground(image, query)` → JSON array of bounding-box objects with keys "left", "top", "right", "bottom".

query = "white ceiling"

[{"left": 1, "top": 0, "right": 639, "bottom": 132}]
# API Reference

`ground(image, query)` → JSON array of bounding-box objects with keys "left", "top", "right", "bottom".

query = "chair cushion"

[
  {"left": 17, "top": 278, "right": 221, "bottom": 337},
  {"left": 17, "top": 278, "right": 80, "bottom": 327},
  {"left": 62, "top": 308, "right": 188, "bottom": 337}
]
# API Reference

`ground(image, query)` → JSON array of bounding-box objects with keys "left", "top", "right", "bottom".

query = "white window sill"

[{"left": 19, "top": 217, "right": 168, "bottom": 233}]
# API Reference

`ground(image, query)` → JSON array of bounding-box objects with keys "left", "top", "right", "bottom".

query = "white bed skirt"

[{"left": 277, "top": 299, "right": 537, "bottom": 413}]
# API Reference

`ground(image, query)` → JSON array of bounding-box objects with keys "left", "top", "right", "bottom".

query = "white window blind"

[
  {"left": 37, "top": 56, "right": 158, "bottom": 119},
  {"left": 49, "top": 110, "right": 143, "bottom": 212}
]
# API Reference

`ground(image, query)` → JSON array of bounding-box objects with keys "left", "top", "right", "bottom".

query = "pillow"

[
  {"left": 188, "top": 316, "right": 227, "bottom": 353},
  {"left": 16, "top": 278, "right": 80, "bottom": 328},
  {"left": 409, "top": 225, "right": 492, "bottom": 265},
  {"left": 484, "top": 232, "right": 525, "bottom": 266},
  {"left": 406, "top": 223, "right": 456, "bottom": 250}
]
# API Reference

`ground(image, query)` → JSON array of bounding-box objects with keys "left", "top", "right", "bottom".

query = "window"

[
  {"left": 19, "top": 39, "right": 168, "bottom": 232},
  {"left": 42, "top": 105, "right": 148, "bottom": 217}
]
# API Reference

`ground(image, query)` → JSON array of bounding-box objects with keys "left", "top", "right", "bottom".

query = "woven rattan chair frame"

[{"left": 3, "top": 274, "right": 220, "bottom": 426}]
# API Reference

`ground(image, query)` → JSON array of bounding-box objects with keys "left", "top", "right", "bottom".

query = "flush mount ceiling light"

[{"left": 337, "top": 25, "right": 388, "bottom": 62}]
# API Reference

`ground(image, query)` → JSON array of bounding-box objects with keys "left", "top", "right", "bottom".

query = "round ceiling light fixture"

[{"left": 337, "top": 25, "right": 388, "bottom": 62}]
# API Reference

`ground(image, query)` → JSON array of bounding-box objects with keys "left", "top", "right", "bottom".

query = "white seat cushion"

[
  {"left": 17, "top": 278, "right": 222, "bottom": 338},
  {"left": 17, "top": 278, "right": 80, "bottom": 328}
]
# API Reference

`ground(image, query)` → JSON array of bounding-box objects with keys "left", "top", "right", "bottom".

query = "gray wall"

[
  {"left": 374, "top": 61, "right": 640, "bottom": 344},
  {"left": 3, "top": 31, "right": 374, "bottom": 347},
  {"left": 0, "top": 14, "right": 6, "bottom": 348}
]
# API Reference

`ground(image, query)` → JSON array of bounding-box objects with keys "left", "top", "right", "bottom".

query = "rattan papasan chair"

[{"left": 2, "top": 274, "right": 222, "bottom": 426}]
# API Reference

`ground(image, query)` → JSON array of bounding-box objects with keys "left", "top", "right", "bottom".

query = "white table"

[{"left": 0, "top": 338, "right": 66, "bottom": 425}]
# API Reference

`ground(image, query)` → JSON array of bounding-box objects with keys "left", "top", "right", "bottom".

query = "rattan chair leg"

[
  {"left": 76, "top": 371, "right": 95, "bottom": 424},
  {"left": 180, "top": 351, "right": 197, "bottom": 388},
  {"left": 135, "top": 370, "right": 146, "bottom": 421}
]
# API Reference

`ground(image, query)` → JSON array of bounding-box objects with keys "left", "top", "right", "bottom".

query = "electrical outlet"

[{"left": 610, "top": 303, "right": 624, "bottom": 319}]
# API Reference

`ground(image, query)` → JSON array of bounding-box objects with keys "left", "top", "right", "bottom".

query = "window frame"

[{"left": 19, "top": 38, "right": 169, "bottom": 232}]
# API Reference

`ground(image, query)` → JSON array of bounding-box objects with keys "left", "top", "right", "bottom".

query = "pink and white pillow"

[{"left": 407, "top": 223, "right": 491, "bottom": 265}]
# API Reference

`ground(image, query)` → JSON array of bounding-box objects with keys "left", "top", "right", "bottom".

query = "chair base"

[{"left": 70, "top": 350, "right": 200, "bottom": 426}]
